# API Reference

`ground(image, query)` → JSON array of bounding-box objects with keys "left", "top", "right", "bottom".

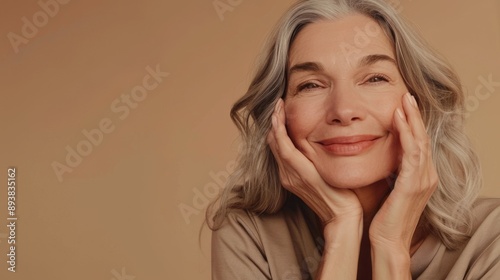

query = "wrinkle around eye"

[
  {"left": 361, "top": 73, "right": 393, "bottom": 86},
  {"left": 298, "top": 82, "right": 322, "bottom": 92},
  {"left": 289, "top": 78, "right": 329, "bottom": 95}
]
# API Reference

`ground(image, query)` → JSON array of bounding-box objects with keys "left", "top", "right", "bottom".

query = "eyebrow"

[
  {"left": 288, "top": 62, "right": 324, "bottom": 76},
  {"left": 358, "top": 54, "right": 396, "bottom": 67},
  {"left": 288, "top": 54, "right": 397, "bottom": 76}
]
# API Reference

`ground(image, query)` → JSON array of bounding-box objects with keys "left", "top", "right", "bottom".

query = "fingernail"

[
  {"left": 411, "top": 95, "right": 418, "bottom": 108},
  {"left": 278, "top": 99, "right": 284, "bottom": 113},
  {"left": 406, "top": 93, "right": 417, "bottom": 108},
  {"left": 396, "top": 108, "right": 405, "bottom": 120}
]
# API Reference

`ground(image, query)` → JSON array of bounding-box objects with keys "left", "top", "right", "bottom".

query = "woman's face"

[{"left": 285, "top": 14, "right": 409, "bottom": 189}]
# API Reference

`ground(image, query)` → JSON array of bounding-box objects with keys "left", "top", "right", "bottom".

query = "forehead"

[{"left": 288, "top": 14, "right": 395, "bottom": 66}]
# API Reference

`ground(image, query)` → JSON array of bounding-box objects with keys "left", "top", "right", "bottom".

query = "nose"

[{"left": 325, "top": 85, "right": 366, "bottom": 125}]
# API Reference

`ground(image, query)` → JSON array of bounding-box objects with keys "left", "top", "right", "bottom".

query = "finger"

[
  {"left": 266, "top": 99, "right": 300, "bottom": 171},
  {"left": 402, "top": 92, "right": 428, "bottom": 145},
  {"left": 270, "top": 99, "right": 323, "bottom": 185},
  {"left": 267, "top": 99, "right": 284, "bottom": 154},
  {"left": 267, "top": 122, "right": 278, "bottom": 154},
  {"left": 393, "top": 106, "right": 420, "bottom": 172},
  {"left": 272, "top": 99, "right": 300, "bottom": 159},
  {"left": 401, "top": 93, "right": 436, "bottom": 187}
]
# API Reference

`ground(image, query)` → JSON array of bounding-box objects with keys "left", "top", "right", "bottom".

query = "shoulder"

[
  {"left": 470, "top": 197, "right": 500, "bottom": 236},
  {"left": 211, "top": 204, "right": 304, "bottom": 253},
  {"left": 211, "top": 203, "right": 322, "bottom": 279},
  {"left": 472, "top": 197, "right": 500, "bottom": 215},
  {"left": 211, "top": 209, "right": 273, "bottom": 279},
  {"left": 211, "top": 208, "right": 267, "bottom": 251},
  {"left": 414, "top": 198, "right": 500, "bottom": 279},
  {"left": 457, "top": 197, "right": 500, "bottom": 259},
  {"left": 424, "top": 198, "right": 500, "bottom": 279},
  {"left": 462, "top": 198, "right": 500, "bottom": 278},
  {"left": 212, "top": 200, "right": 316, "bottom": 240}
]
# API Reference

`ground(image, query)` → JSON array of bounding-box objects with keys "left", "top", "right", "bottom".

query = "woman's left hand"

[{"left": 369, "top": 92, "right": 438, "bottom": 278}]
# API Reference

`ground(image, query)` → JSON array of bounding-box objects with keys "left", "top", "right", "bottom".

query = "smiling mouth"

[{"left": 317, "top": 135, "right": 381, "bottom": 156}]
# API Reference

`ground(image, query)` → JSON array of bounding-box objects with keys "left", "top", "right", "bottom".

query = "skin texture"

[
  {"left": 267, "top": 14, "right": 438, "bottom": 279},
  {"left": 285, "top": 17, "right": 404, "bottom": 192}
]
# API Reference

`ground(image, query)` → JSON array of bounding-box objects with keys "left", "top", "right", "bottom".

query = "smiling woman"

[
  {"left": 206, "top": 0, "right": 500, "bottom": 279},
  {"left": 284, "top": 17, "right": 405, "bottom": 191}
]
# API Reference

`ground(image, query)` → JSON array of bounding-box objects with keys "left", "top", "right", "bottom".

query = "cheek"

[
  {"left": 367, "top": 98, "right": 403, "bottom": 160},
  {"left": 284, "top": 101, "right": 320, "bottom": 148},
  {"left": 380, "top": 105, "right": 403, "bottom": 166},
  {"left": 367, "top": 98, "right": 400, "bottom": 131}
]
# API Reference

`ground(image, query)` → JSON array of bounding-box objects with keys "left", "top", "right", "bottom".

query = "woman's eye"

[
  {"left": 366, "top": 74, "right": 390, "bottom": 84},
  {"left": 298, "top": 82, "right": 321, "bottom": 92}
]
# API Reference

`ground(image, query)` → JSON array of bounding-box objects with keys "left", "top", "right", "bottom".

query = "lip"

[{"left": 317, "top": 135, "right": 382, "bottom": 156}]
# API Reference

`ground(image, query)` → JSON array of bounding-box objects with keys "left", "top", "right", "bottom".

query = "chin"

[
  {"left": 322, "top": 175, "right": 381, "bottom": 189},
  {"left": 317, "top": 165, "right": 396, "bottom": 190}
]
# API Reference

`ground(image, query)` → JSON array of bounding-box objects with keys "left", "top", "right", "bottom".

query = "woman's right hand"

[
  {"left": 267, "top": 98, "right": 364, "bottom": 279},
  {"left": 266, "top": 98, "right": 363, "bottom": 227}
]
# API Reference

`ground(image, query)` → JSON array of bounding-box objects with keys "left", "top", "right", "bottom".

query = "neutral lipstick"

[{"left": 318, "top": 135, "right": 381, "bottom": 156}]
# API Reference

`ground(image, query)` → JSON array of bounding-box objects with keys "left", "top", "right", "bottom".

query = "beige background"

[{"left": 0, "top": 0, "right": 499, "bottom": 279}]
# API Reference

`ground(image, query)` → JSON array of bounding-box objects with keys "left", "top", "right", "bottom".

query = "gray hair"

[{"left": 207, "top": 0, "right": 482, "bottom": 250}]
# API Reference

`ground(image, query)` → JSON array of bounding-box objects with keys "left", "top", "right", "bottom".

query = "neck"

[
  {"left": 352, "top": 179, "right": 391, "bottom": 228},
  {"left": 351, "top": 179, "right": 427, "bottom": 279},
  {"left": 352, "top": 178, "right": 427, "bottom": 250}
]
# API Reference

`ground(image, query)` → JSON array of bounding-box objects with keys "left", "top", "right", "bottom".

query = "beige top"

[{"left": 212, "top": 197, "right": 500, "bottom": 279}]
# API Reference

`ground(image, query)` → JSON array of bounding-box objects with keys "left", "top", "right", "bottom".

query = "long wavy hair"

[{"left": 206, "top": 0, "right": 482, "bottom": 249}]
